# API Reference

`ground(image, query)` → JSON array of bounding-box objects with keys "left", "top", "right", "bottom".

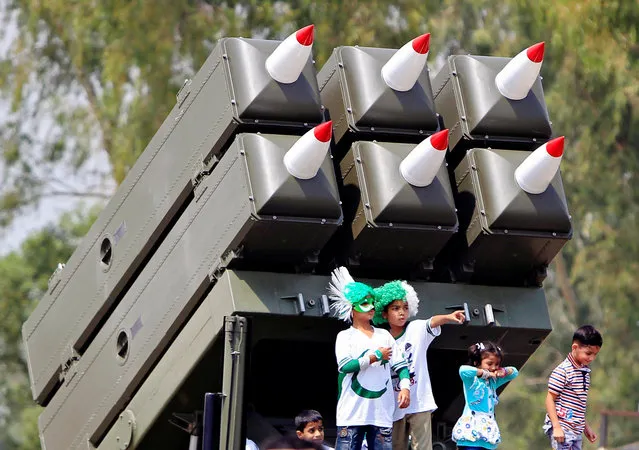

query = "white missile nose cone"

[
  {"left": 381, "top": 33, "right": 430, "bottom": 92},
  {"left": 284, "top": 121, "right": 332, "bottom": 179},
  {"left": 265, "top": 24, "right": 315, "bottom": 84},
  {"left": 515, "top": 136, "right": 564, "bottom": 194},
  {"left": 495, "top": 41, "right": 545, "bottom": 100},
  {"left": 400, "top": 129, "right": 449, "bottom": 187}
]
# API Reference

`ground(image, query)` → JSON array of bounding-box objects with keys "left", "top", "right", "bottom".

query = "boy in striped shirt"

[{"left": 544, "top": 325, "right": 603, "bottom": 449}]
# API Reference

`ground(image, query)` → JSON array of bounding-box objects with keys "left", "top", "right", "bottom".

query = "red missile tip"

[
  {"left": 296, "top": 25, "right": 315, "bottom": 46},
  {"left": 314, "top": 121, "right": 333, "bottom": 143},
  {"left": 526, "top": 41, "right": 545, "bottom": 63},
  {"left": 429, "top": 129, "right": 449, "bottom": 151},
  {"left": 412, "top": 33, "right": 431, "bottom": 55},
  {"left": 545, "top": 136, "right": 564, "bottom": 157}
]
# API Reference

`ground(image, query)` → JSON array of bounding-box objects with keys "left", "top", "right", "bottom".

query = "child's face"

[
  {"left": 382, "top": 300, "right": 409, "bottom": 328},
  {"left": 296, "top": 420, "right": 325, "bottom": 442},
  {"left": 352, "top": 308, "right": 375, "bottom": 322},
  {"left": 479, "top": 353, "right": 501, "bottom": 372},
  {"left": 571, "top": 343, "right": 600, "bottom": 367}
]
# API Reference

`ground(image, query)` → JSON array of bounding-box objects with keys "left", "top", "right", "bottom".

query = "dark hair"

[
  {"left": 468, "top": 341, "right": 504, "bottom": 367},
  {"left": 573, "top": 325, "right": 603, "bottom": 347},
  {"left": 262, "top": 435, "right": 324, "bottom": 450},
  {"left": 294, "top": 410, "right": 324, "bottom": 432}
]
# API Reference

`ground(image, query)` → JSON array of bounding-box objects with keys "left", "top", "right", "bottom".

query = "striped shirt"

[{"left": 544, "top": 353, "right": 591, "bottom": 433}]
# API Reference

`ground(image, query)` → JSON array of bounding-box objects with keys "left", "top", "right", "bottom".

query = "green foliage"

[
  {"left": 0, "top": 207, "right": 98, "bottom": 448},
  {"left": 0, "top": 1, "right": 637, "bottom": 448}
]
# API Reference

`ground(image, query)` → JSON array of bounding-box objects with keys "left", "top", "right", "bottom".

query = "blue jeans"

[{"left": 335, "top": 425, "right": 393, "bottom": 450}]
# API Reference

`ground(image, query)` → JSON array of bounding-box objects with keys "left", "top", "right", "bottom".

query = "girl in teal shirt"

[{"left": 452, "top": 341, "right": 519, "bottom": 449}]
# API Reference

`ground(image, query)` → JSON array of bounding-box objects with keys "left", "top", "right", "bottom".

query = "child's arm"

[
  {"left": 545, "top": 392, "right": 565, "bottom": 443},
  {"left": 390, "top": 340, "right": 411, "bottom": 408},
  {"left": 495, "top": 366, "right": 519, "bottom": 387},
  {"left": 584, "top": 423, "right": 598, "bottom": 443},
  {"left": 335, "top": 332, "right": 387, "bottom": 373},
  {"left": 545, "top": 365, "right": 568, "bottom": 444},
  {"left": 459, "top": 365, "right": 496, "bottom": 380},
  {"left": 429, "top": 310, "right": 466, "bottom": 328}
]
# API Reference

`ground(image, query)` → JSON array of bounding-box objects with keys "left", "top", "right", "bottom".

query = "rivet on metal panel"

[
  {"left": 370, "top": 127, "right": 375, "bottom": 131},
  {"left": 356, "top": 157, "right": 362, "bottom": 163},
  {"left": 484, "top": 135, "right": 489, "bottom": 140},
  {"left": 240, "top": 150, "right": 245, "bottom": 155},
  {"left": 272, "top": 216, "right": 278, "bottom": 220},
  {"left": 461, "top": 115, "right": 466, "bottom": 121},
  {"left": 364, "top": 203, "right": 371, "bottom": 209},
  {"left": 471, "top": 165, "right": 477, "bottom": 170},
  {"left": 338, "top": 62, "right": 344, "bottom": 68},
  {"left": 307, "top": 298, "right": 316, "bottom": 307},
  {"left": 437, "top": 225, "right": 442, "bottom": 230},
  {"left": 552, "top": 232, "right": 557, "bottom": 237},
  {"left": 321, "top": 105, "right": 325, "bottom": 110},
  {"left": 321, "top": 219, "right": 326, "bottom": 224},
  {"left": 419, "top": 130, "right": 424, "bottom": 134},
  {"left": 549, "top": 121, "right": 553, "bottom": 126},
  {"left": 389, "top": 223, "right": 393, "bottom": 227},
  {"left": 445, "top": 162, "right": 449, "bottom": 167},
  {"left": 480, "top": 210, "right": 486, "bottom": 216},
  {"left": 339, "top": 201, "right": 343, "bottom": 205},
  {"left": 304, "top": 122, "right": 309, "bottom": 127},
  {"left": 254, "top": 119, "right": 259, "bottom": 124},
  {"left": 312, "top": 59, "right": 316, "bottom": 64},
  {"left": 222, "top": 53, "right": 228, "bottom": 59},
  {"left": 452, "top": 71, "right": 457, "bottom": 76},
  {"left": 346, "top": 108, "right": 352, "bottom": 114},
  {"left": 504, "top": 229, "right": 509, "bottom": 234},
  {"left": 532, "top": 138, "right": 537, "bottom": 142},
  {"left": 569, "top": 215, "right": 572, "bottom": 220},
  {"left": 539, "top": 75, "right": 543, "bottom": 80},
  {"left": 455, "top": 208, "right": 458, "bottom": 213},
  {"left": 231, "top": 99, "right": 236, "bottom": 105},
  {"left": 248, "top": 196, "right": 254, "bottom": 201}
]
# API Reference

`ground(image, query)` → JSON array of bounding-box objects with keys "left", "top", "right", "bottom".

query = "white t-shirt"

[
  {"left": 335, "top": 327, "right": 408, "bottom": 428},
  {"left": 391, "top": 319, "right": 441, "bottom": 421},
  {"left": 246, "top": 439, "right": 259, "bottom": 450}
]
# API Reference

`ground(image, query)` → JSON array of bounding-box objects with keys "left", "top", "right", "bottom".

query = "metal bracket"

[
  {"left": 280, "top": 293, "right": 306, "bottom": 315},
  {"left": 176, "top": 78, "right": 193, "bottom": 108},
  {"left": 446, "top": 302, "right": 471, "bottom": 324},
  {"left": 207, "top": 247, "right": 242, "bottom": 282},
  {"left": 192, "top": 154, "right": 220, "bottom": 201},
  {"left": 47, "top": 262, "right": 66, "bottom": 293},
  {"left": 59, "top": 343, "right": 80, "bottom": 386},
  {"left": 320, "top": 294, "right": 331, "bottom": 317},
  {"left": 484, "top": 303, "right": 504, "bottom": 326}
]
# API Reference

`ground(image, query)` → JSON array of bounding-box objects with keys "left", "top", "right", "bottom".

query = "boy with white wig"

[{"left": 372, "top": 280, "right": 465, "bottom": 450}]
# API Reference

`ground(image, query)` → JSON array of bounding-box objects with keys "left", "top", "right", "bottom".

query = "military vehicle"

[{"left": 22, "top": 27, "right": 570, "bottom": 450}]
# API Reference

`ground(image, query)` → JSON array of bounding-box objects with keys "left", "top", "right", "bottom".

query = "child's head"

[
  {"left": 372, "top": 280, "right": 419, "bottom": 327},
  {"left": 571, "top": 325, "right": 602, "bottom": 367},
  {"left": 468, "top": 341, "right": 504, "bottom": 371},
  {"left": 328, "top": 267, "right": 375, "bottom": 323},
  {"left": 295, "top": 410, "right": 325, "bottom": 442}
]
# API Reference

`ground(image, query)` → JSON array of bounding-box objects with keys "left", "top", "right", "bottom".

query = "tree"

[{"left": 0, "top": 207, "right": 99, "bottom": 448}]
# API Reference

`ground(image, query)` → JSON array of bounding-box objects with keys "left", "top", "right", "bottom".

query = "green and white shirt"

[{"left": 335, "top": 327, "right": 410, "bottom": 428}]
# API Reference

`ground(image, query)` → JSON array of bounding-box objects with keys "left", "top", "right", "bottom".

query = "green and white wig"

[
  {"left": 328, "top": 267, "right": 375, "bottom": 322},
  {"left": 372, "top": 280, "right": 419, "bottom": 326}
]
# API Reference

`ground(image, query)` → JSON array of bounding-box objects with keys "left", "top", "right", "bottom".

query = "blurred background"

[{"left": 0, "top": 0, "right": 637, "bottom": 448}]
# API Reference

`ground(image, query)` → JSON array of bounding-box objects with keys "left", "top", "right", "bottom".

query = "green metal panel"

[
  {"left": 333, "top": 141, "right": 457, "bottom": 275},
  {"left": 91, "top": 270, "right": 550, "bottom": 450},
  {"left": 36, "top": 134, "right": 341, "bottom": 450},
  {"left": 23, "top": 36, "right": 325, "bottom": 405},
  {"left": 433, "top": 55, "right": 552, "bottom": 168},
  {"left": 318, "top": 46, "right": 439, "bottom": 159},
  {"left": 453, "top": 148, "right": 572, "bottom": 285}
]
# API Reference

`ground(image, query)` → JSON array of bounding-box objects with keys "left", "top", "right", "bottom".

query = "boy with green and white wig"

[
  {"left": 329, "top": 267, "right": 411, "bottom": 450},
  {"left": 373, "top": 280, "right": 466, "bottom": 450}
]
